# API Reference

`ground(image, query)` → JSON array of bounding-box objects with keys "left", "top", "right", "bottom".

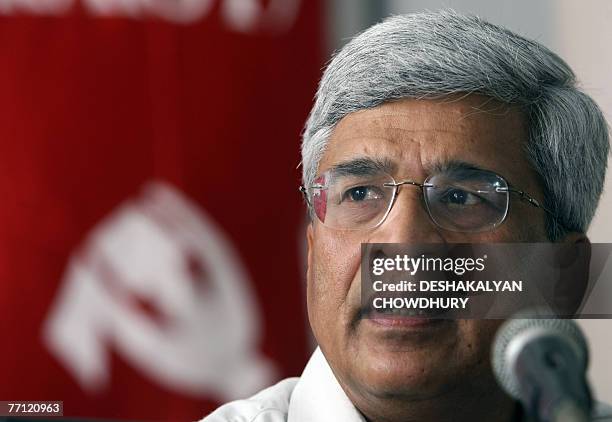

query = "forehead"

[{"left": 319, "top": 96, "right": 531, "bottom": 184}]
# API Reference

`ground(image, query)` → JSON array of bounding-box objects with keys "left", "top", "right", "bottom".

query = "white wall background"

[{"left": 385, "top": 0, "right": 612, "bottom": 404}]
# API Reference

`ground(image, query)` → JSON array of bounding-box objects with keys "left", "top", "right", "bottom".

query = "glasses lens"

[
  {"left": 308, "top": 170, "right": 395, "bottom": 230},
  {"left": 424, "top": 170, "right": 509, "bottom": 232}
]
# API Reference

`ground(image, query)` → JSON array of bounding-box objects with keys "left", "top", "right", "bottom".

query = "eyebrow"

[
  {"left": 430, "top": 160, "right": 491, "bottom": 175},
  {"left": 329, "top": 158, "right": 490, "bottom": 178},
  {"left": 323, "top": 157, "right": 499, "bottom": 188},
  {"left": 329, "top": 157, "right": 396, "bottom": 177}
]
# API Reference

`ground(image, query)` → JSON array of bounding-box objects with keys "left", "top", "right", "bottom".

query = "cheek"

[
  {"left": 307, "top": 228, "right": 363, "bottom": 330},
  {"left": 505, "top": 201, "right": 549, "bottom": 240},
  {"left": 455, "top": 320, "right": 504, "bottom": 368}
]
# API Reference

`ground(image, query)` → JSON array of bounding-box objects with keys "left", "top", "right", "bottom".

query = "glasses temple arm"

[
  {"left": 298, "top": 186, "right": 311, "bottom": 207},
  {"left": 506, "top": 187, "right": 562, "bottom": 221}
]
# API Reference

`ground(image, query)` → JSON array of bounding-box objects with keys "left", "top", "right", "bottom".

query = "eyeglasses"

[{"left": 299, "top": 166, "right": 557, "bottom": 232}]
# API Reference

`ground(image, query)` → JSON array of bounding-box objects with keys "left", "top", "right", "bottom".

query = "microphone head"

[{"left": 492, "top": 315, "right": 589, "bottom": 400}]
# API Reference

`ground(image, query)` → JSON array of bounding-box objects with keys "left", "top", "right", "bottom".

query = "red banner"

[{"left": 0, "top": 1, "right": 322, "bottom": 420}]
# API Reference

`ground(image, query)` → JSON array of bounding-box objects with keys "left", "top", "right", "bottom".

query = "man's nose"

[{"left": 374, "top": 186, "right": 444, "bottom": 244}]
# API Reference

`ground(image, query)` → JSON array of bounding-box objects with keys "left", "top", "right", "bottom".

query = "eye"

[
  {"left": 440, "top": 188, "right": 481, "bottom": 206},
  {"left": 343, "top": 186, "right": 382, "bottom": 202}
]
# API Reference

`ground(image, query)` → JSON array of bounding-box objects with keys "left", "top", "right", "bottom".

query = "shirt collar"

[{"left": 288, "top": 347, "right": 366, "bottom": 422}]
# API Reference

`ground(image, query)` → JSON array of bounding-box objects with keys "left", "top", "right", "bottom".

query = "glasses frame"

[{"left": 299, "top": 170, "right": 560, "bottom": 233}]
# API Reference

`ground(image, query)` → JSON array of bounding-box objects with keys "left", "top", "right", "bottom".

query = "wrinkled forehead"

[{"left": 318, "top": 96, "right": 531, "bottom": 184}]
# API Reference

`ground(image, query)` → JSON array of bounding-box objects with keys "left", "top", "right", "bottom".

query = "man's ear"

[
  {"left": 552, "top": 233, "right": 591, "bottom": 317},
  {"left": 558, "top": 231, "right": 589, "bottom": 244},
  {"left": 306, "top": 223, "right": 314, "bottom": 280}
]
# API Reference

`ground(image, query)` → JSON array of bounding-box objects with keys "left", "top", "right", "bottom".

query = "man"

[{"left": 204, "top": 10, "right": 612, "bottom": 422}]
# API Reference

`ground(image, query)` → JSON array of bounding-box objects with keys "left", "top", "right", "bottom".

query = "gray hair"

[{"left": 301, "top": 10, "right": 609, "bottom": 240}]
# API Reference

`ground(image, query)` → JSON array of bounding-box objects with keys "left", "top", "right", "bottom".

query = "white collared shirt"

[
  {"left": 201, "top": 347, "right": 612, "bottom": 422},
  {"left": 202, "top": 347, "right": 363, "bottom": 422}
]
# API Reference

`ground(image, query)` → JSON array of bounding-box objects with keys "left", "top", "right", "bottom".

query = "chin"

[{"left": 352, "top": 346, "right": 463, "bottom": 399}]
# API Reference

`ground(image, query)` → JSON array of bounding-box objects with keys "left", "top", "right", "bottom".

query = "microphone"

[{"left": 492, "top": 316, "right": 593, "bottom": 422}]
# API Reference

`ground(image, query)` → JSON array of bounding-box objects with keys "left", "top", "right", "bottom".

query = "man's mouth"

[
  {"left": 369, "top": 305, "right": 450, "bottom": 318},
  {"left": 358, "top": 296, "right": 458, "bottom": 329}
]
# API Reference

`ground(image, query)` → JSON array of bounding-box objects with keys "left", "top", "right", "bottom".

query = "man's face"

[{"left": 305, "top": 96, "right": 550, "bottom": 408}]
